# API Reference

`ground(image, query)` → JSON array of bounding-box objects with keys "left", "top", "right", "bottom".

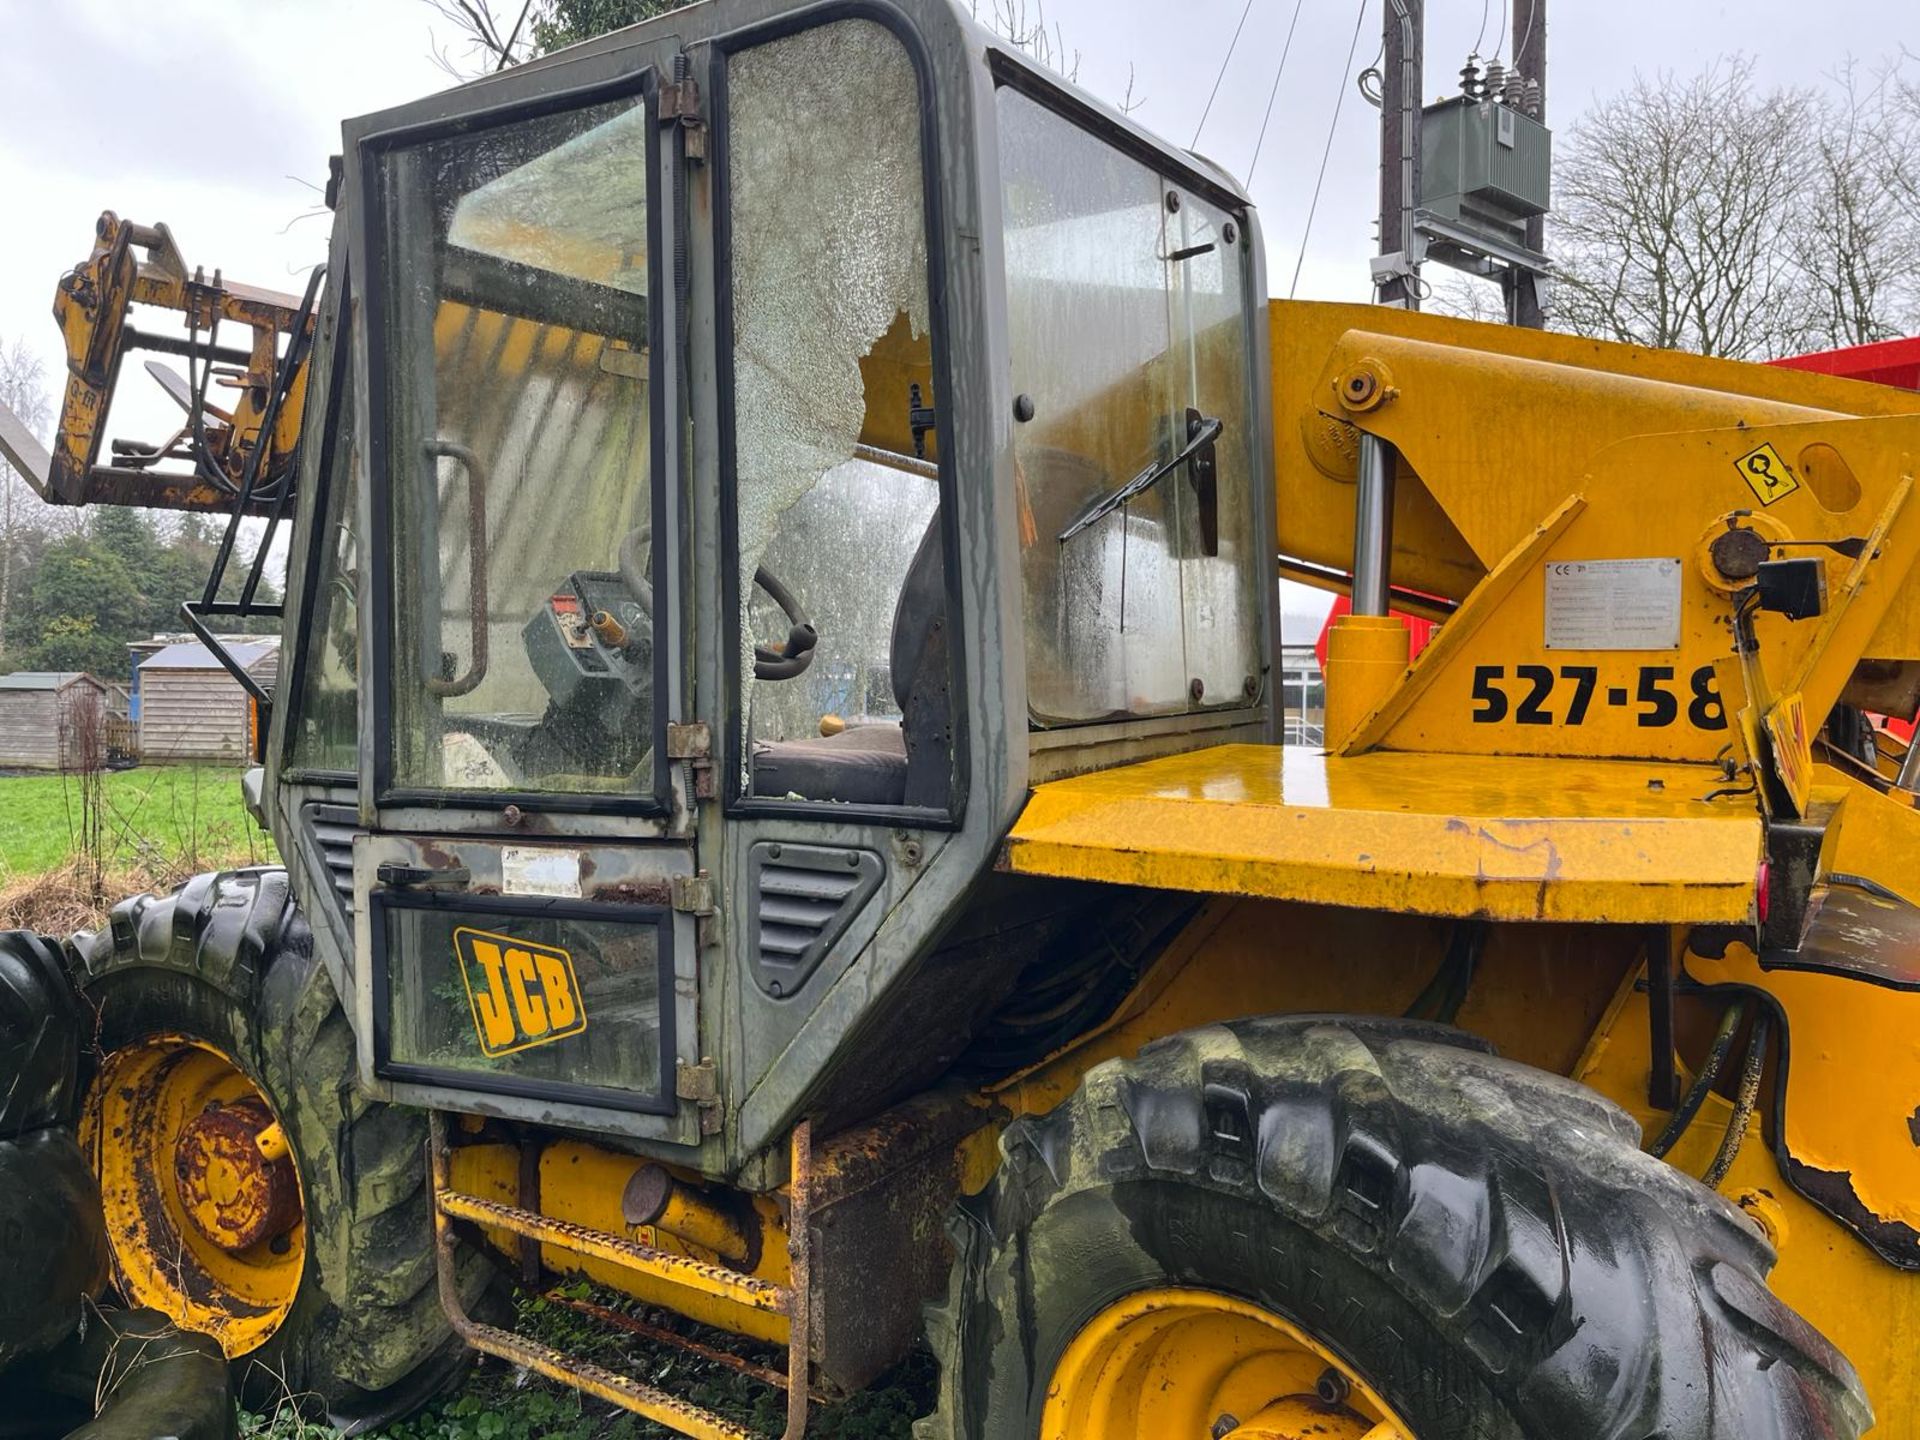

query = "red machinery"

[{"left": 1773, "top": 336, "right": 1920, "bottom": 737}]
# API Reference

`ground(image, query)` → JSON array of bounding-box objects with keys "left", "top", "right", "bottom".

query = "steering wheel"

[
  {"left": 750, "top": 565, "right": 817, "bottom": 681},
  {"left": 618, "top": 523, "right": 816, "bottom": 681}
]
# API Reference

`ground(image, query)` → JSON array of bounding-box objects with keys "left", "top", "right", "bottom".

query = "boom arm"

[
  {"left": 33, "top": 211, "right": 313, "bottom": 513},
  {"left": 1271, "top": 301, "right": 1920, "bottom": 776}
]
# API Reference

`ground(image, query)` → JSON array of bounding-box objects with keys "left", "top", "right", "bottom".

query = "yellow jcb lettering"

[
  {"left": 534, "top": 950, "right": 578, "bottom": 1031},
  {"left": 505, "top": 947, "right": 550, "bottom": 1037},
  {"left": 468, "top": 941, "right": 519, "bottom": 1052}
]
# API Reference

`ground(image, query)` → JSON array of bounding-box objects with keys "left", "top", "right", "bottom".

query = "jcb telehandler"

[{"left": 6, "top": 1, "right": 1920, "bottom": 1435}]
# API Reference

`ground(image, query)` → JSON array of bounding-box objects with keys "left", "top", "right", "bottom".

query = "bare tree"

[
  {"left": 1548, "top": 59, "right": 1822, "bottom": 360},
  {"left": 421, "top": 0, "right": 540, "bottom": 76},
  {"left": 1873, "top": 58, "right": 1920, "bottom": 333},
  {"left": 1793, "top": 64, "right": 1920, "bottom": 348},
  {"left": 0, "top": 337, "right": 53, "bottom": 663},
  {"left": 420, "top": 0, "right": 1111, "bottom": 100},
  {"left": 970, "top": 0, "right": 1081, "bottom": 85}
]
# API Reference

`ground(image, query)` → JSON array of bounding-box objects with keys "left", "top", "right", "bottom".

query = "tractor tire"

[
  {"left": 67, "top": 869, "right": 496, "bottom": 1434},
  {"left": 919, "top": 1016, "right": 1872, "bottom": 1440}
]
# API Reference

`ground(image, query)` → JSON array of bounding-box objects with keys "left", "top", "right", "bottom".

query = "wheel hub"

[
  {"left": 1041, "top": 1289, "right": 1415, "bottom": 1440},
  {"left": 172, "top": 1099, "right": 300, "bottom": 1252},
  {"left": 81, "top": 1035, "right": 307, "bottom": 1356}
]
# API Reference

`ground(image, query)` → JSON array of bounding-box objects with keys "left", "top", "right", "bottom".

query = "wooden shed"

[
  {"left": 136, "top": 641, "right": 280, "bottom": 764},
  {"left": 0, "top": 672, "right": 121, "bottom": 770}
]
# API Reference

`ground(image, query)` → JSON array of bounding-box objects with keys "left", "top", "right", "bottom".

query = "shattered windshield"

[{"left": 726, "top": 19, "right": 954, "bottom": 811}]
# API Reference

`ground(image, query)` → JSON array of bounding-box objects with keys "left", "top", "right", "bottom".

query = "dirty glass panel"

[
  {"left": 384, "top": 903, "right": 667, "bottom": 1103},
  {"left": 998, "top": 86, "right": 1189, "bottom": 723},
  {"left": 728, "top": 20, "right": 947, "bottom": 806},
  {"left": 380, "top": 95, "right": 655, "bottom": 797},
  {"left": 289, "top": 382, "right": 361, "bottom": 774},
  {"left": 748, "top": 456, "right": 939, "bottom": 742},
  {"left": 1166, "top": 191, "right": 1262, "bottom": 707}
]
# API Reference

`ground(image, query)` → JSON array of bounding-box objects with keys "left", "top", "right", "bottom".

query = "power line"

[
  {"left": 1492, "top": 0, "right": 1508, "bottom": 59},
  {"left": 1246, "top": 0, "right": 1308, "bottom": 183},
  {"left": 1472, "top": 0, "right": 1490, "bottom": 55},
  {"left": 1291, "top": 0, "right": 1372, "bottom": 299},
  {"left": 1192, "top": 0, "right": 1256, "bottom": 148}
]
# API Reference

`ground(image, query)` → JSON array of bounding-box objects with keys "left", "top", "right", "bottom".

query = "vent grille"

[
  {"left": 748, "top": 844, "right": 884, "bottom": 997},
  {"left": 302, "top": 801, "right": 359, "bottom": 921}
]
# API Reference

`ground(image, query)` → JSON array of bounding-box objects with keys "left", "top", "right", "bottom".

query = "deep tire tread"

[
  {"left": 68, "top": 869, "right": 491, "bottom": 1431},
  {"left": 924, "top": 1016, "right": 1871, "bottom": 1440}
]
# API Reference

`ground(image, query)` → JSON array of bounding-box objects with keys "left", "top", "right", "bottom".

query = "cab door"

[{"left": 346, "top": 38, "right": 702, "bottom": 1141}]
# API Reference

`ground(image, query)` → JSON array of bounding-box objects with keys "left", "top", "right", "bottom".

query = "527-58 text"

[{"left": 1469, "top": 663, "right": 1727, "bottom": 730}]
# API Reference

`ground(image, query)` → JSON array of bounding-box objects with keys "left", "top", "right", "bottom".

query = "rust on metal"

[
  {"left": 542, "top": 1292, "right": 828, "bottom": 1402},
  {"left": 172, "top": 1098, "right": 301, "bottom": 1253},
  {"left": 47, "top": 212, "right": 312, "bottom": 512},
  {"left": 516, "top": 1141, "right": 542, "bottom": 1286},
  {"left": 436, "top": 1186, "right": 786, "bottom": 1313},
  {"left": 783, "top": 1118, "right": 813, "bottom": 1440},
  {"left": 620, "top": 1163, "right": 760, "bottom": 1269},
  {"left": 429, "top": 1114, "right": 818, "bottom": 1440},
  {"left": 806, "top": 1092, "right": 979, "bottom": 1393}
]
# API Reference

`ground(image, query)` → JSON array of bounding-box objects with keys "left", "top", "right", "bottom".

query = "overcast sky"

[{"left": 2, "top": 0, "right": 1915, "bottom": 636}]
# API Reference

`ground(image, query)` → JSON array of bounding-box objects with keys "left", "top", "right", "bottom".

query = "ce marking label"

[{"left": 1470, "top": 663, "right": 1728, "bottom": 730}]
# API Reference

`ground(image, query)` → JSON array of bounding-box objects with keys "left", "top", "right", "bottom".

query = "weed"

[{"left": 231, "top": 1284, "right": 931, "bottom": 1440}]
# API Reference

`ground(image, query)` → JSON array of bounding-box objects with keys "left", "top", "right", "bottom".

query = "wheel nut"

[{"left": 1315, "top": 1367, "right": 1351, "bottom": 1406}]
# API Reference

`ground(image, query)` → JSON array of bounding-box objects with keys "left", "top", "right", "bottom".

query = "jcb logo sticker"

[
  {"left": 453, "top": 927, "right": 587, "bottom": 1057},
  {"left": 1734, "top": 442, "right": 1801, "bottom": 506}
]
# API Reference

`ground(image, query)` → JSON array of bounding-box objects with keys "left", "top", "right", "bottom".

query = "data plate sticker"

[
  {"left": 500, "top": 846, "right": 582, "bottom": 898},
  {"left": 1544, "top": 559, "right": 1682, "bottom": 650}
]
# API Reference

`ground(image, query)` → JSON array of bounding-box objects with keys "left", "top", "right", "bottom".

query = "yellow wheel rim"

[
  {"left": 1042, "top": 1288, "right": 1417, "bottom": 1440},
  {"left": 80, "top": 1034, "right": 306, "bottom": 1356}
]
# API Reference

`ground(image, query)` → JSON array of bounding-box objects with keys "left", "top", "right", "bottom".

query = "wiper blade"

[{"left": 1058, "top": 412, "right": 1224, "bottom": 544}]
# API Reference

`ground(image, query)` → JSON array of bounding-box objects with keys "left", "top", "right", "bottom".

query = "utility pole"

[
  {"left": 1375, "top": 0, "right": 1423, "bottom": 309},
  {"left": 1507, "top": 0, "right": 1546, "bottom": 327}
]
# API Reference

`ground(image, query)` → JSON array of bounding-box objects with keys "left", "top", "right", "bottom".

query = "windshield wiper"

[{"left": 1058, "top": 410, "right": 1223, "bottom": 544}]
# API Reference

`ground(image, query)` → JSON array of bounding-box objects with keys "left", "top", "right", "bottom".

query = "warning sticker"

[
  {"left": 501, "top": 846, "right": 582, "bottom": 899},
  {"left": 1734, "top": 442, "right": 1801, "bottom": 506},
  {"left": 1544, "top": 558, "right": 1682, "bottom": 650}
]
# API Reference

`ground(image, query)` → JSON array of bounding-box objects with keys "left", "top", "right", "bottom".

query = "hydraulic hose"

[
  {"left": 1702, "top": 1011, "right": 1772, "bottom": 1190},
  {"left": 1648, "top": 998, "right": 1748, "bottom": 1160}
]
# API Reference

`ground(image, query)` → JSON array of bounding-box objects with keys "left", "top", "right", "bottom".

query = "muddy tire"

[
  {"left": 68, "top": 869, "right": 495, "bottom": 1433},
  {"left": 919, "top": 1016, "right": 1872, "bottom": 1439}
]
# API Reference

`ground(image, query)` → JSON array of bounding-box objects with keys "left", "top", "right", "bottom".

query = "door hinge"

[
  {"left": 676, "top": 1057, "right": 722, "bottom": 1135},
  {"left": 667, "top": 721, "right": 714, "bottom": 800},
  {"left": 666, "top": 721, "right": 710, "bottom": 759},
  {"left": 671, "top": 871, "right": 716, "bottom": 916},
  {"left": 660, "top": 73, "right": 707, "bottom": 165}
]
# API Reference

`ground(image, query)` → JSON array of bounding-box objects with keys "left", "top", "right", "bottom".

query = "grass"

[
  {"left": 0, "top": 765, "right": 275, "bottom": 880},
  {"left": 0, "top": 770, "right": 925, "bottom": 1439},
  {"left": 238, "top": 1283, "right": 933, "bottom": 1440}
]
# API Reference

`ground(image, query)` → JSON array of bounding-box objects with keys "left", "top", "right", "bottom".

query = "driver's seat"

[{"left": 749, "top": 520, "right": 947, "bottom": 807}]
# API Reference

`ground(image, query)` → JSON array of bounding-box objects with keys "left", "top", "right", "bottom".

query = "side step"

[{"left": 429, "top": 1114, "right": 812, "bottom": 1440}]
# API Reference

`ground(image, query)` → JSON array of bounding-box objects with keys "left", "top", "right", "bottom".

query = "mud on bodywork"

[
  {"left": 63, "top": 869, "right": 495, "bottom": 1429},
  {"left": 0, "top": 927, "right": 235, "bottom": 1439}
]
